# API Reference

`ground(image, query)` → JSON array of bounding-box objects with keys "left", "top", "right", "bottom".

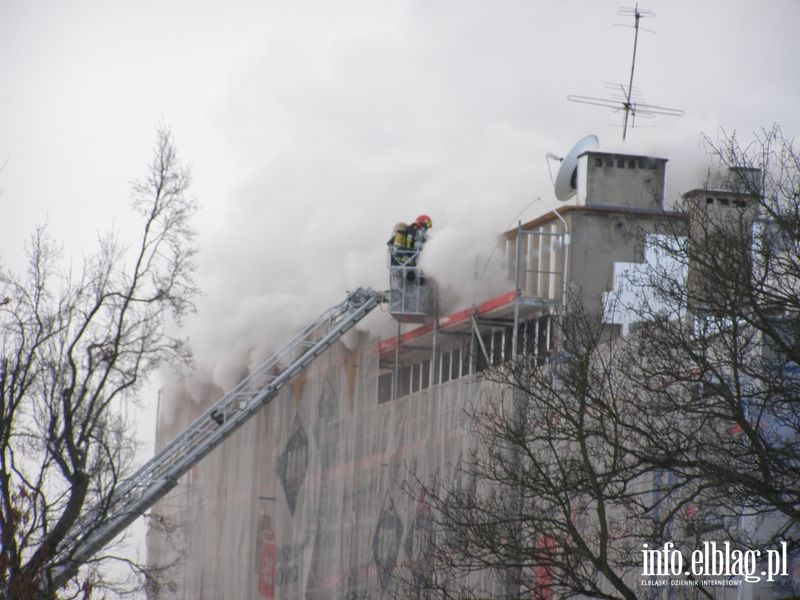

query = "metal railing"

[{"left": 387, "top": 249, "right": 434, "bottom": 322}]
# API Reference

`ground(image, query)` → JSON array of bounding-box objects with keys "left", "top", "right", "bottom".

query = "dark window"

[
  {"left": 616, "top": 158, "right": 625, "bottom": 168},
  {"left": 706, "top": 197, "right": 714, "bottom": 205},
  {"left": 378, "top": 372, "right": 393, "bottom": 404},
  {"left": 475, "top": 332, "right": 490, "bottom": 373},
  {"left": 399, "top": 365, "right": 411, "bottom": 396},
  {"left": 420, "top": 359, "right": 430, "bottom": 389},
  {"left": 627, "top": 160, "right": 635, "bottom": 169},
  {"left": 441, "top": 352, "right": 451, "bottom": 383},
  {"left": 594, "top": 157, "right": 603, "bottom": 167},
  {"left": 503, "top": 326, "right": 514, "bottom": 362},
  {"left": 537, "top": 316, "right": 550, "bottom": 365},
  {"left": 525, "top": 319, "right": 536, "bottom": 357},
  {"left": 450, "top": 347, "right": 461, "bottom": 380},
  {"left": 492, "top": 330, "right": 503, "bottom": 366},
  {"left": 411, "top": 363, "right": 420, "bottom": 394},
  {"left": 719, "top": 198, "right": 730, "bottom": 206}
]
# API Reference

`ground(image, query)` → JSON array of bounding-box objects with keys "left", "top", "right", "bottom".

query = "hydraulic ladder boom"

[{"left": 46, "top": 287, "right": 385, "bottom": 591}]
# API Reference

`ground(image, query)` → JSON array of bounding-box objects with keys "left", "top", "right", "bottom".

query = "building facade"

[{"left": 147, "top": 150, "right": 796, "bottom": 599}]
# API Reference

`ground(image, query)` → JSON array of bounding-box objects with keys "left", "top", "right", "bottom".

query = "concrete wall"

[
  {"left": 682, "top": 189, "right": 758, "bottom": 310},
  {"left": 565, "top": 210, "right": 682, "bottom": 313},
  {"left": 578, "top": 152, "right": 667, "bottom": 210}
]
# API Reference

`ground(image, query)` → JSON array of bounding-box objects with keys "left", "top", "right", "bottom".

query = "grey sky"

[
  {"left": 2, "top": 1, "right": 799, "bottom": 590},
  {"left": 3, "top": 0, "right": 800, "bottom": 406}
]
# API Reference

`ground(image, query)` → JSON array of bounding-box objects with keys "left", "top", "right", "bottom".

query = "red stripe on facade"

[{"left": 378, "top": 289, "right": 517, "bottom": 355}]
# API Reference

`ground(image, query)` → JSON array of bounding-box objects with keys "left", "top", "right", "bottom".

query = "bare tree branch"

[{"left": 0, "top": 128, "right": 197, "bottom": 598}]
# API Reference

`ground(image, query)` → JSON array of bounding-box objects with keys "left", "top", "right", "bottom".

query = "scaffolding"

[
  {"left": 381, "top": 224, "right": 568, "bottom": 402},
  {"left": 511, "top": 224, "right": 568, "bottom": 355}
]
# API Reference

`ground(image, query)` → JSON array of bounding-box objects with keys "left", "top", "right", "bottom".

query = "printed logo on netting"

[
  {"left": 404, "top": 489, "right": 433, "bottom": 586},
  {"left": 314, "top": 383, "right": 339, "bottom": 473},
  {"left": 445, "top": 453, "right": 469, "bottom": 547},
  {"left": 277, "top": 414, "right": 309, "bottom": 514},
  {"left": 373, "top": 494, "right": 403, "bottom": 592}
]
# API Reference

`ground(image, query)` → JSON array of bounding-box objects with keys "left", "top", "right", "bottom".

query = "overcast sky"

[
  {"left": 4, "top": 0, "right": 799, "bottom": 420},
  {"left": 4, "top": 1, "right": 799, "bottom": 313},
  {"left": 3, "top": 0, "right": 799, "bottom": 413},
  {"left": 2, "top": 0, "right": 798, "bottom": 588}
]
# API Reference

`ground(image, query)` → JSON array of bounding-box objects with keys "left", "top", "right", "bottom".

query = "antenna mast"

[
  {"left": 567, "top": 4, "right": 684, "bottom": 140},
  {"left": 621, "top": 4, "right": 645, "bottom": 138}
]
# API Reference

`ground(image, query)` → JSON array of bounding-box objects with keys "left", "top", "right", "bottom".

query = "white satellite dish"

[{"left": 554, "top": 134, "right": 599, "bottom": 201}]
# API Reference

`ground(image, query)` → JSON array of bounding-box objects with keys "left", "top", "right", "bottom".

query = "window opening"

[
  {"left": 378, "top": 372, "right": 393, "bottom": 404},
  {"left": 399, "top": 365, "right": 411, "bottom": 397},
  {"left": 503, "top": 326, "right": 513, "bottom": 363},
  {"left": 450, "top": 346, "right": 461, "bottom": 380},
  {"left": 440, "top": 352, "right": 451, "bottom": 383},
  {"left": 420, "top": 359, "right": 431, "bottom": 389},
  {"left": 411, "top": 363, "right": 420, "bottom": 394},
  {"left": 491, "top": 330, "right": 503, "bottom": 366}
]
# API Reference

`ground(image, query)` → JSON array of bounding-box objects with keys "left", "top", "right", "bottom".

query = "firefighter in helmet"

[
  {"left": 405, "top": 214, "right": 432, "bottom": 253},
  {"left": 388, "top": 221, "right": 409, "bottom": 266},
  {"left": 388, "top": 215, "right": 432, "bottom": 265}
]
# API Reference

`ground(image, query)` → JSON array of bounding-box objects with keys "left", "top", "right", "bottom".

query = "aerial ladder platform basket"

[{"left": 387, "top": 248, "right": 435, "bottom": 323}]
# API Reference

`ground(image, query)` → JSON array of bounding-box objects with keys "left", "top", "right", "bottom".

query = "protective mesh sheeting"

[{"left": 147, "top": 333, "right": 497, "bottom": 599}]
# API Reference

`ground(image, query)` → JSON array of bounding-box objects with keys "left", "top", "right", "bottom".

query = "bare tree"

[
  {"left": 399, "top": 307, "right": 718, "bottom": 600},
  {"left": 0, "top": 128, "right": 198, "bottom": 598},
  {"left": 615, "top": 126, "right": 800, "bottom": 576},
  {"left": 401, "top": 126, "right": 800, "bottom": 599}
]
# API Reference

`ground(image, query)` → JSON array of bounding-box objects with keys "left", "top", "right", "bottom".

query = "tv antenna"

[{"left": 567, "top": 4, "right": 684, "bottom": 140}]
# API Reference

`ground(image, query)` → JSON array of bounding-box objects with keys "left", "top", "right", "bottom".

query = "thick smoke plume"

[
  {"left": 156, "top": 1, "right": 777, "bottom": 427},
  {"left": 157, "top": 10, "right": 550, "bottom": 422}
]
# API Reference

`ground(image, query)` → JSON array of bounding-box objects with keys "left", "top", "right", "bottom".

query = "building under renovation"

[{"left": 145, "top": 146, "right": 790, "bottom": 598}]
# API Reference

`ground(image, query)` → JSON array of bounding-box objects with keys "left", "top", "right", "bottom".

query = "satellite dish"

[{"left": 554, "top": 134, "right": 599, "bottom": 201}]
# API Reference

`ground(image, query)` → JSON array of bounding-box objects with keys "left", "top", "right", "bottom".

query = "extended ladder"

[{"left": 46, "top": 287, "right": 385, "bottom": 591}]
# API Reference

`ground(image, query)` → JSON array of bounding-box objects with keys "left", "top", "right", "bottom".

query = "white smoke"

[
  {"left": 155, "top": 0, "right": 790, "bottom": 425},
  {"left": 420, "top": 224, "right": 514, "bottom": 314},
  {"left": 154, "top": 11, "right": 552, "bottom": 416}
]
